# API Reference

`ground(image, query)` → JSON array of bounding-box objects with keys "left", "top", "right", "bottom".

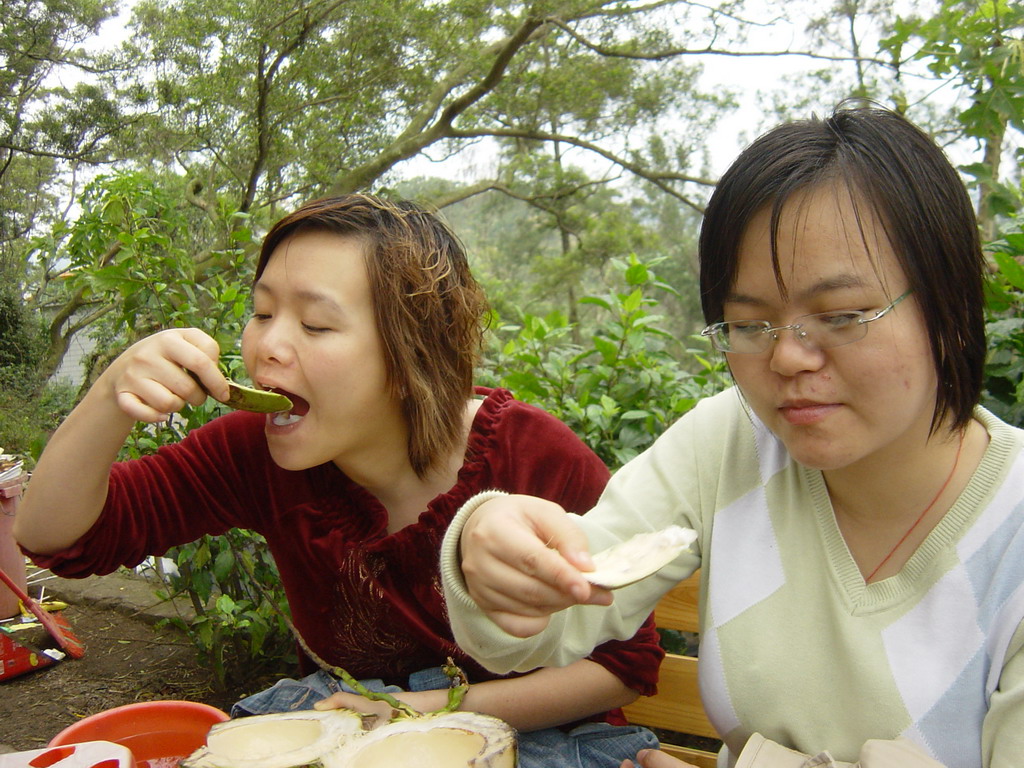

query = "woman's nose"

[
  {"left": 246, "top": 319, "right": 296, "bottom": 366},
  {"left": 767, "top": 329, "right": 826, "bottom": 376}
]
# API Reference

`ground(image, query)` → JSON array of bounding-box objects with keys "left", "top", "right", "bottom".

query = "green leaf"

[
  {"left": 624, "top": 261, "right": 650, "bottom": 286},
  {"left": 193, "top": 540, "right": 211, "bottom": 569},
  {"left": 213, "top": 547, "right": 235, "bottom": 584},
  {"left": 621, "top": 409, "right": 649, "bottom": 420},
  {"left": 579, "top": 296, "right": 613, "bottom": 311},
  {"left": 592, "top": 335, "right": 618, "bottom": 363},
  {"left": 216, "top": 593, "right": 238, "bottom": 615},
  {"left": 1003, "top": 233, "right": 1024, "bottom": 255},
  {"left": 994, "top": 252, "right": 1024, "bottom": 291},
  {"left": 622, "top": 288, "right": 644, "bottom": 313}
]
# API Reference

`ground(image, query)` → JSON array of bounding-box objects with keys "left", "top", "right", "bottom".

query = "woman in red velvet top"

[{"left": 15, "top": 194, "right": 662, "bottom": 768}]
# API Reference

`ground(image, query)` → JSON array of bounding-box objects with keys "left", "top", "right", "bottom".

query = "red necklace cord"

[{"left": 865, "top": 433, "right": 965, "bottom": 583}]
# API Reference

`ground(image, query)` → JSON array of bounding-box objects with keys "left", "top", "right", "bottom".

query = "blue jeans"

[{"left": 232, "top": 669, "right": 658, "bottom": 768}]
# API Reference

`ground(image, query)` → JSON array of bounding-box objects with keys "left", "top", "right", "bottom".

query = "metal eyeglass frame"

[{"left": 700, "top": 289, "right": 913, "bottom": 354}]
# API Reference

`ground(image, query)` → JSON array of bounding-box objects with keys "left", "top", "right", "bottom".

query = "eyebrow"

[
  {"left": 725, "top": 275, "right": 869, "bottom": 306},
  {"left": 252, "top": 282, "right": 345, "bottom": 314}
]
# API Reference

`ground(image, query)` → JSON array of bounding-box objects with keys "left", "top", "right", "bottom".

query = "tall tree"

[{"left": 0, "top": 0, "right": 119, "bottom": 278}]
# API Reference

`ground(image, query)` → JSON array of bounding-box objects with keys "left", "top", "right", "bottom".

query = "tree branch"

[
  {"left": 242, "top": 0, "right": 355, "bottom": 211},
  {"left": 447, "top": 127, "right": 713, "bottom": 213},
  {"left": 429, "top": 175, "right": 614, "bottom": 210},
  {"left": 545, "top": 16, "right": 892, "bottom": 67},
  {"left": 329, "top": 14, "right": 549, "bottom": 194},
  {"left": 431, "top": 17, "right": 547, "bottom": 133},
  {"left": 41, "top": 241, "right": 122, "bottom": 377}
]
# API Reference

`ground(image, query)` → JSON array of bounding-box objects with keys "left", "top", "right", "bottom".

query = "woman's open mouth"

[{"left": 267, "top": 388, "right": 309, "bottom": 426}]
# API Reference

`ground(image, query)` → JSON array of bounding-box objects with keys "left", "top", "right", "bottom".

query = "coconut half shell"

[
  {"left": 182, "top": 709, "right": 516, "bottom": 768},
  {"left": 325, "top": 712, "right": 516, "bottom": 768},
  {"left": 581, "top": 525, "right": 697, "bottom": 589},
  {"left": 183, "top": 709, "right": 364, "bottom": 768}
]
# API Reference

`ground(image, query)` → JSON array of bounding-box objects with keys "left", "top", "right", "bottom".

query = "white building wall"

[{"left": 53, "top": 331, "right": 97, "bottom": 387}]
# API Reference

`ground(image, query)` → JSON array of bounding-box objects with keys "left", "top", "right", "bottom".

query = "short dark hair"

[
  {"left": 257, "top": 194, "right": 488, "bottom": 477},
  {"left": 698, "top": 106, "right": 985, "bottom": 433}
]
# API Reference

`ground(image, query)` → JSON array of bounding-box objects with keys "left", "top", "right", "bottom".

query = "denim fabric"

[
  {"left": 231, "top": 670, "right": 401, "bottom": 716},
  {"left": 231, "top": 668, "right": 659, "bottom": 768},
  {"left": 517, "top": 722, "right": 659, "bottom": 768}
]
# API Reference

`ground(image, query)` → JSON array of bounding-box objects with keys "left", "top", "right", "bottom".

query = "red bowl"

[{"left": 49, "top": 700, "right": 230, "bottom": 768}]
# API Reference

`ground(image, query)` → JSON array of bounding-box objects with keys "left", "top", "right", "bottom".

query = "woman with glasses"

[{"left": 437, "top": 106, "right": 1023, "bottom": 767}]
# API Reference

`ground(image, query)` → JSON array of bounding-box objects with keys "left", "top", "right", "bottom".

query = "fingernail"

[{"left": 313, "top": 700, "right": 328, "bottom": 710}]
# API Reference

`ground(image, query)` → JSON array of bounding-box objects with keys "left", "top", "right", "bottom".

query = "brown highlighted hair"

[
  {"left": 699, "top": 105, "right": 985, "bottom": 434},
  {"left": 256, "top": 194, "right": 488, "bottom": 477}
]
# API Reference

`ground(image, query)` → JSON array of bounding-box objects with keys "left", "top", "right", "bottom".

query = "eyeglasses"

[{"left": 700, "top": 290, "right": 912, "bottom": 354}]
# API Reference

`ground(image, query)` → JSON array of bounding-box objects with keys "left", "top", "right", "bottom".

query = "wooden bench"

[{"left": 622, "top": 571, "right": 721, "bottom": 768}]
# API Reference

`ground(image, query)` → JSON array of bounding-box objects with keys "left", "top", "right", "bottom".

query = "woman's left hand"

[
  {"left": 621, "top": 749, "right": 700, "bottom": 768},
  {"left": 313, "top": 690, "right": 444, "bottom": 724}
]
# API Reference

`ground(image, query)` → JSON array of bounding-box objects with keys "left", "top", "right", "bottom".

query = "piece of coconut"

[
  {"left": 581, "top": 525, "right": 697, "bottom": 589},
  {"left": 325, "top": 712, "right": 516, "bottom": 768},
  {"left": 183, "top": 709, "right": 364, "bottom": 768}
]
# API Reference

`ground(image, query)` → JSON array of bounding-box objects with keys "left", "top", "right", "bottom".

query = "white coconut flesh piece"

[
  {"left": 184, "top": 709, "right": 364, "bottom": 768},
  {"left": 581, "top": 525, "right": 698, "bottom": 589},
  {"left": 326, "top": 712, "right": 516, "bottom": 768}
]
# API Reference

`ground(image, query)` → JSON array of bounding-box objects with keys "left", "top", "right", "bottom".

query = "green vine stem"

[{"left": 441, "top": 658, "right": 470, "bottom": 713}]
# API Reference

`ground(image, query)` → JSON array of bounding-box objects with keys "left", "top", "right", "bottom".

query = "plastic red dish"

[{"left": 48, "top": 701, "right": 229, "bottom": 768}]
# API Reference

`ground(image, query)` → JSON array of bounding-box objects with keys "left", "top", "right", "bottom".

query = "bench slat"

[
  {"left": 652, "top": 576, "right": 700, "bottom": 633},
  {"left": 622, "top": 653, "right": 716, "bottom": 738},
  {"left": 622, "top": 571, "right": 720, "bottom": 767},
  {"left": 660, "top": 744, "right": 719, "bottom": 768}
]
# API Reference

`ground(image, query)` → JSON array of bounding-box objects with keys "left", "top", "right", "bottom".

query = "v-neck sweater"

[{"left": 442, "top": 386, "right": 1024, "bottom": 767}]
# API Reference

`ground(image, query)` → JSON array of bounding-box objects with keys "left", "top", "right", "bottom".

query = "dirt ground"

[{"left": 0, "top": 572, "right": 284, "bottom": 755}]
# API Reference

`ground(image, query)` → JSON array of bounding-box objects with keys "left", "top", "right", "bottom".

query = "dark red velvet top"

[{"left": 28, "top": 387, "right": 663, "bottom": 721}]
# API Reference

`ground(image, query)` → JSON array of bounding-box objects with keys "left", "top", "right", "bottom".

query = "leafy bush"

[
  {"left": 477, "top": 254, "right": 730, "bottom": 469},
  {"left": 151, "top": 530, "right": 297, "bottom": 692},
  {"left": 0, "top": 379, "right": 77, "bottom": 464},
  {"left": 982, "top": 218, "right": 1024, "bottom": 427}
]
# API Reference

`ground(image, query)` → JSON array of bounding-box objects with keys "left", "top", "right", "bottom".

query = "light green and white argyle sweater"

[{"left": 440, "top": 387, "right": 1024, "bottom": 768}]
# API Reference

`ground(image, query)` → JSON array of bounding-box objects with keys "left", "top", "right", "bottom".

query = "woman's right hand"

[
  {"left": 15, "top": 328, "right": 228, "bottom": 555},
  {"left": 100, "top": 328, "right": 228, "bottom": 423},
  {"left": 459, "top": 494, "right": 614, "bottom": 637}
]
